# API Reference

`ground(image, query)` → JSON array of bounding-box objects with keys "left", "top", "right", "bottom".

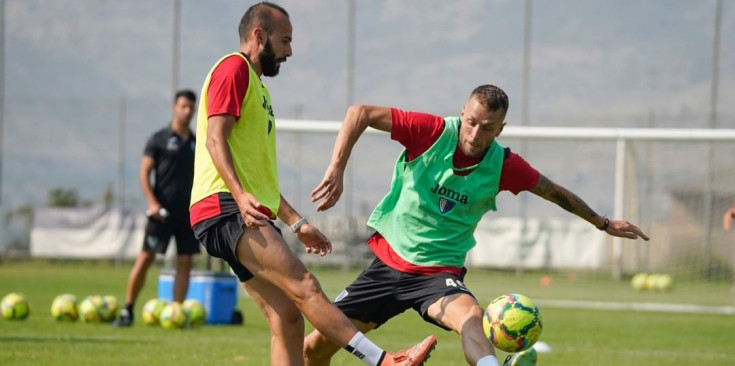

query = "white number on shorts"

[{"left": 445, "top": 278, "right": 466, "bottom": 288}]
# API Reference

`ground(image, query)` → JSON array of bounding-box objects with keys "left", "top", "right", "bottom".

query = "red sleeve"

[
  {"left": 207, "top": 55, "right": 249, "bottom": 119},
  {"left": 498, "top": 150, "right": 540, "bottom": 195},
  {"left": 390, "top": 108, "right": 444, "bottom": 161}
]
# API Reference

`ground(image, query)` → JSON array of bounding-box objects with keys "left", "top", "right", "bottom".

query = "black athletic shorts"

[
  {"left": 143, "top": 210, "right": 200, "bottom": 255},
  {"left": 334, "top": 257, "right": 473, "bottom": 330},
  {"left": 192, "top": 212, "right": 282, "bottom": 282}
]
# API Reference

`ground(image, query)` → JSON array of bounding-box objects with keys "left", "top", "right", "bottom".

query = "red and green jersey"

[
  {"left": 369, "top": 108, "right": 540, "bottom": 275},
  {"left": 368, "top": 116, "right": 504, "bottom": 267}
]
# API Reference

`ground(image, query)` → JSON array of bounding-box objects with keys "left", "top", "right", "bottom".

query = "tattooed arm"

[{"left": 529, "top": 174, "right": 650, "bottom": 241}]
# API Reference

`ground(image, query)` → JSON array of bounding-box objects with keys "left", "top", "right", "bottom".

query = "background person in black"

[{"left": 114, "top": 90, "right": 199, "bottom": 327}]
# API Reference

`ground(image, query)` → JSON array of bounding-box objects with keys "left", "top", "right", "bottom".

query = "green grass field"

[{"left": 1, "top": 260, "right": 734, "bottom": 365}]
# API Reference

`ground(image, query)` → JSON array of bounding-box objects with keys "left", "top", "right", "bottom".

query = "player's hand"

[
  {"left": 296, "top": 224, "right": 332, "bottom": 256},
  {"left": 311, "top": 165, "right": 344, "bottom": 212},
  {"left": 723, "top": 207, "right": 735, "bottom": 230},
  {"left": 605, "top": 219, "right": 650, "bottom": 241},
  {"left": 147, "top": 202, "right": 165, "bottom": 221},
  {"left": 237, "top": 192, "right": 271, "bottom": 229}
]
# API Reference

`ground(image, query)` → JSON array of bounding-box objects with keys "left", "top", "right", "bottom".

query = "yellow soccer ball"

[
  {"left": 78, "top": 296, "right": 103, "bottom": 323},
  {"left": 99, "top": 295, "right": 120, "bottom": 322},
  {"left": 2, "top": 292, "right": 30, "bottom": 320},
  {"left": 142, "top": 298, "right": 167, "bottom": 325},
  {"left": 159, "top": 302, "right": 188, "bottom": 329},
  {"left": 483, "top": 293, "right": 543, "bottom": 353},
  {"left": 182, "top": 299, "right": 207, "bottom": 327},
  {"left": 50, "top": 294, "right": 78, "bottom": 322}
]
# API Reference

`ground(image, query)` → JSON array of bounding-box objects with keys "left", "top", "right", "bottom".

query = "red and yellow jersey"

[{"left": 190, "top": 53, "right": 279, "bottom": 226}]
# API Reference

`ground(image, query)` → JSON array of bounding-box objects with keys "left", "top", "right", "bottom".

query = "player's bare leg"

[
  {"left": 245, "top": 276, "right": 305, "bottom": 366},
  {"left": 304, "top": 319, "right": 376, "bottom": 366},
  {"left": 427, "top": 293, "right": 495, "bottom": 365},
  {"left": 235, "top": 225, "right": 437, "bottom": 365},
  {"left": 126, "top": 251, "right": 155, "bottom": 305},
  {"left": 113, "top": 251, "right": 155, "bottom": 327},
  {"left": 234, "top": 224, "right": 365, "bottom": 347},
  {"left": 173, "top": 254, "right": 192, "bottom": 303}
]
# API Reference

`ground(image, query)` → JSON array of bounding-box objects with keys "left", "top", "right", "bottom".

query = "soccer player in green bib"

[{"left": 304, "top": 85, "right": 650, "bottom": 366}]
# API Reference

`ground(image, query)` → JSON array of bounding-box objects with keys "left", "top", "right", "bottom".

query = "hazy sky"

[
  {"left": 2, "top": 0, "right": 735, "bottom": 210},
  {"left": 6, "top": 0, "right": 734, "bottom": 123}
]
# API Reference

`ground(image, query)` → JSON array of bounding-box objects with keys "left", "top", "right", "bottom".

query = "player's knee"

[
  {"left": 266, "top": 305, "right": 304, "bottom": 335},
  {"left": 291, "top": 271, "right": 324, "bottom": 303},
  {"left": 138, "top": 251, "right": 156, "bottom": 267},
  {"left": 176, "top": 255, "right": 192, "bottom": 271},
  {"left": 465, "top": 304, "right": 485, "bottom": 324},
  {"left": 455, "top": 304, "right": 485, "bottom": 334},
  {"left": 469, "top": 303, "right": 484, "bottom": 318}
]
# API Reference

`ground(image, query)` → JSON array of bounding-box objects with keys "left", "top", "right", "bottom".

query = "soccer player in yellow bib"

[
  {"left": 189, "top": 2, "right": 435, "bottom": 365},
  {"left": 304, "top": 85, "right": 650, "bottom": 366}
]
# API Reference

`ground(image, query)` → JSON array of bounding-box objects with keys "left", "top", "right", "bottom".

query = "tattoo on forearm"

[{"left": 533, "top": 175, "right": 599, "bottom": 218}]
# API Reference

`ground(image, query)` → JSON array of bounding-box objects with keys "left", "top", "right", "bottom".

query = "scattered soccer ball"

[
  {"left": 78, "top": 296, "right": 103, "bottom": 323},
  {"left": 50, "top": 294, "right": 78, "bottom": 322},
  {"left": 142, "top": 298, "right": 167, "bottom": 325},
  {"left": 182, "top": 299, "right": 207, "bottom": 327},
  {"left": 483, "top": 293, "right": 543, "bottom": 353},
  {"left": 99, "top": 295, "right": 120, "bottom": 322},
  {"left": 655, "top": 274, "right": 673, "bottom": 291},
  {"left": 644, "top": 273, "right": 660, "bottom": 291},
  {"left": 630, "top": 273, "right": 648, "bottom": 291},
  {"left": 631, "top": 272, "right": 673, "bottom": 292},
  {"left": 1, "top": 292, "right": 30, "bottom": 320},
  {"left": 159, "top": 302, "right": 188, "bottom": 329}
]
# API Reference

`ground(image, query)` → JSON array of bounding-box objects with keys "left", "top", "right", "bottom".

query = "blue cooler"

[{"left": 158, "top": 270, "right": 239, "bottom": 324}]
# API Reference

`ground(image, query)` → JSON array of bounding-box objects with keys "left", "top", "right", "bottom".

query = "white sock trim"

[
  {"left": 346, "top": 332, "right": 385, "bottom": 366},
  {"left": 477, "top": 355, "right": 500, "bottom": 366}
]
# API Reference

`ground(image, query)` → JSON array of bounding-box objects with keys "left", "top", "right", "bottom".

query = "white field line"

[{"left": 536, "top": 299, "right": 735, "bottom": 315}]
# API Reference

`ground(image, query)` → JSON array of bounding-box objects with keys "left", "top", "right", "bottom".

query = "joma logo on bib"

[{"left": 431, "top": 183, "right": 467, "bottom": 214}]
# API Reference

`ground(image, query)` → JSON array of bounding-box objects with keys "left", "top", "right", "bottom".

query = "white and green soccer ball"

[
  {"left": 1, "top": 292, "right": 30, "bottom": 320},
  {"left": 483, "top": 293, "right": 543, "bottom": 353},
  {"left": 159, "top": 302, "right": 188, "bottom": 329},
  {"left": 142, "top": 298, "right": 168, "bottom": 325},
  {"left": 182, "top": 299, "right": 207, "bottom": 327},
  {"left": 78, "top": 296, "right": 103, "bottom": 323},
  {"left": 50, "top": 294, "right": 78, "bottom": 322}
]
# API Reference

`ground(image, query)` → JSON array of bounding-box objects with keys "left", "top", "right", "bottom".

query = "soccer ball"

[
  {"left": 159, "top": 302, "right": 188, "bottom": 329},
  {"left": 644, "top": 274, "right": 660, "bottom": 291},
  {"left": 631, "top": 273, "right": 648, "bottom": 291},
  {"left": 99, "top": 295, "right": 120, "bottom": 322},
  {"left": 483, "top": 293, "right": 543, "bottom": 353},
  {"left": 654, "top": 273, "right": 673, "bottom": 291},
  {"left": 1, "top": 292, "right": 30, "bottom": 320},
  {"left": 142, "top": 298, "right": 167, "bottom": 325},
  {"left": 182, "top": 299, "right": 207, "bottom": 327},
  {"left": 50, "top": 294, "right": 78, "bottom": 322},
  {"left": 78, "top": 296, "right": 103, "bottom": 323}
]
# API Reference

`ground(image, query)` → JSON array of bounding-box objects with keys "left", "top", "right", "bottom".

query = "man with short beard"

[
  {"left": 305, "top": 85, "right": 650, "bottom": 366},
  {"left": 188, "top": 2, "right": 436, "bottom": 365}
]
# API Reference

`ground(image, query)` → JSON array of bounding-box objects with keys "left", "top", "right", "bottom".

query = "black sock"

[{"left": 125, "top": 303, "right": 134, "bottom": 318}]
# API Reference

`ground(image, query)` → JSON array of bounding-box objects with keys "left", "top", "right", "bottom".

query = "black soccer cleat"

[{"left": 112, "top": 309, "right": 133, "bottom": 327}]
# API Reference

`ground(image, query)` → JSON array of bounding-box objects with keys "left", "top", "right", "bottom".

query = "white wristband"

[{"left": 290, "top": 217, "right": 308, "bottom": 233}]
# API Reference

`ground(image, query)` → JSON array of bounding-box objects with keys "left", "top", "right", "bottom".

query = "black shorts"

[
  {"left": 192, "top": 213, "right": 282, "bottom": 282},
  {"left": 143, "top": 211, "right": 200, "bottom": 255},
  {"left": 334, "top": 257, "right": 473, "bottom": 330}
]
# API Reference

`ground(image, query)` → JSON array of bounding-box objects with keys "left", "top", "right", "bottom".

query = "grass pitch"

[{"left": 1, "top": 260, "right": 734, "bottom": 365}]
